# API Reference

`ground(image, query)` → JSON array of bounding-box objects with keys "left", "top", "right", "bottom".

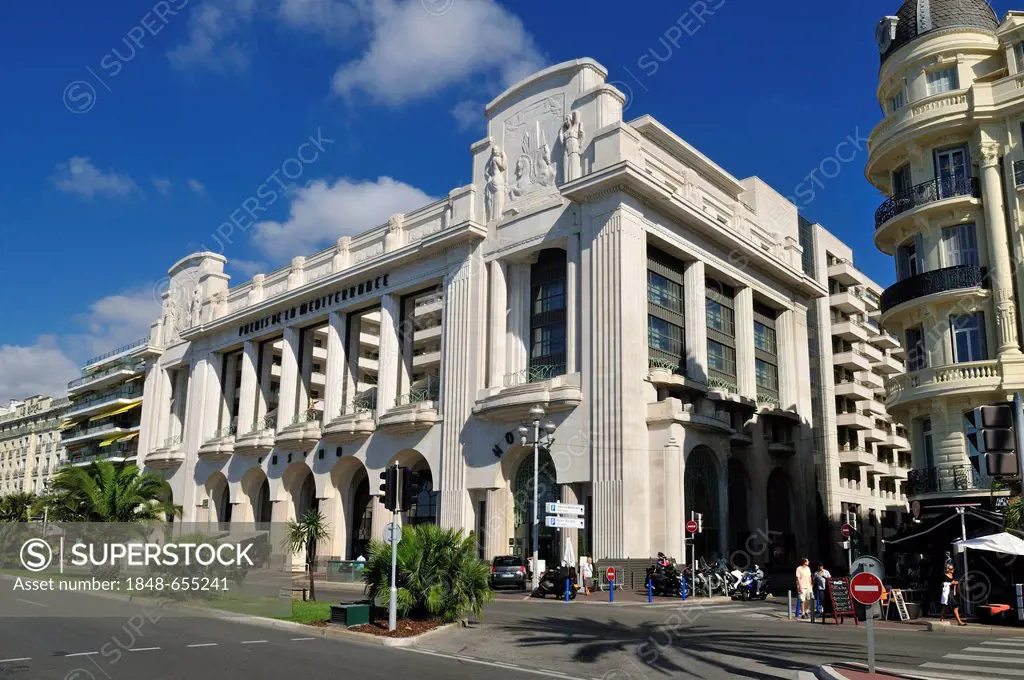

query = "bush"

[{"left": 363, "top": 524, "right": 493, "bottom": 623}]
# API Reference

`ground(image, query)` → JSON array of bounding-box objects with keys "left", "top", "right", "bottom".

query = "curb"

[
  {"left": 824, "top": 662, "right": 938, "bottom": 680},
  {"left": 215, "top": 611, "right": 459, "bottom": 647}
]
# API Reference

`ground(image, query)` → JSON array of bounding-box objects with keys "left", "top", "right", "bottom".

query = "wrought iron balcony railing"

[
  {"left": 879, "top": 264, "right": 985, "bottom": 314},
  {"left": 395, "top": 376, "right": 440, "bottom": 406},
  {"left": 874, "top": 176, "right": 980, "bottom": 229},
  {"left": 293, "top": 409, "right": 323, "bottom": 425},
  {"left": 69, "top": 359, "right": 144, "bottom": 389},
  {"left": 906, "top": 464, "right": 994, "bottom": 495},
  {"left": 84, "top": 338, "right": 147, "bottom": 367},
  {"left": 503, "top": 363, "right": 566, "bottom": 388}
]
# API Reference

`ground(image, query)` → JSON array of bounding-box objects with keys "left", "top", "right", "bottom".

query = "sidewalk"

[{"left": 817, "top": 663, "right": 932, "bottom": 680}]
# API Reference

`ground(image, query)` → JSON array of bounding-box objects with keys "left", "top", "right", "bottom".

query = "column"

[
  {"left": 173, "top": 370, "right": 189, "bottom": 439},
  {"left": 776, "top": 309, "right": 796, "bottom": 410},
  {"left": 202, "top": 351, "right": 223, "bottom": 441},
  {"left": 376, "top": 293, "right": 401, "bottom": 414},
  {"left": 238, "top": 343, "right": 259, "bottom": 435},
  {"left": 155, "top": 367, "right": 173, "bottom": 446},
  {"left": 717, "top": 456, "right": 728, "bottom": 557},
  {"left": 566, "top": 233, "right": 581, "bottom": 374},
  {"left": 978, "top": 141, "right": 1023, "bottom": 356},
  {"left": 663, "top": 437, "right": 683, "bottom": 564},
  {"left": 277, "top": 326, "right": 300, "bottom": 430},
  {"left": 734, "top": 287, "right": 756, "bottom": 398},
  {"left": 298, "top": 329, "right": 313, "bottom": 413},
  {"left": 221, "top": 352, "right": 239, "bottom": 430},
  {"left": 561, "top": 483, "right": 579, "bottom": 565},
  {"left": 398, "top": 297, "right": 414, "bottom": 398},
  {"left": 684, "top": 260, "right": 708, "bottom": 382},
  {"left": 138, "top": 361, "right": 162, "bottom": 456},
  {"left": 506, "top": 263, "right": 529, "bottom": 378},
  {"left": 484, "top": 487, "right": 514, "bottom": 561},
  {"left": 370, "top": 495, "right": 389, "bottom": 541},
  {"left": 488, "top": 259, "right": 507, "bottom": 388},
  {"left": 323, "top": 311, "right": 348, "bottom": 420}
]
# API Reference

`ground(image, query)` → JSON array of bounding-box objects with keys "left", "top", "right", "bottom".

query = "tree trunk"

[{"left": 308, "top": 549, "right": 316, "bottom": 601}]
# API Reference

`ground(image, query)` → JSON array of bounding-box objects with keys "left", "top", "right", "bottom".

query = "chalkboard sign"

[{"left": 827, "top": 577, "right": 858, "bottom": 625}]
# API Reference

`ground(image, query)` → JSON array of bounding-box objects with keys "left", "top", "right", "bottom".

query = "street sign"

[
  {"left": 850, "top": 572, "right": 884, "bottom": 606},
  {"left": 545, "top": 502, "right": 585, "bottom": 516},
  {"left": 546, "top": 516, "right": 585, "bottom": 529},
  {"left": 685, "top": 520, "right": 698, "bottom": 534},
  {"left": 851, "top": 555, "right": 885, "bottom": 581},
  {"left": 911, "top": 500, "right": 921, "bottom": 520},
  {"left": 606, "top": 567, "right": 615, "bottom": 582},
  {"left": 840, "top": 523, "right": 852, "bottom": 538},
  {"left": 384, "top": 522, "right": 402, "bottom": 545}
]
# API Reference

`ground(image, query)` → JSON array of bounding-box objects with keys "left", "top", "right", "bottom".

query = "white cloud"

[
  {"left": 152, "top": 176, "right": 173, "bottom": 195},
  {"left": 186, "top": 178, "right": 207, "bottom": 195},
  {"left": 0, "top": 288, "right": 161, "bottom": 403},
  {"left": 52, "top": 157, "right": 137, "bottom": 199},
  {"left": 168, "top": 0, "right": 257, "bottom": 73},
  {"left": 450, "top": 100, "right": 482, "bottom": 131},
  {"left": 228, "top": 258, "right": 267, "bottom": 277},
  {"left": 332, "top": 0, "right": 544, "bottom": 105},
  {"left": 278, "top": 0, "right": 367, "bottom": 35},
  {"left": 252, "top": 176, "right": 434, "bottom": 259}
]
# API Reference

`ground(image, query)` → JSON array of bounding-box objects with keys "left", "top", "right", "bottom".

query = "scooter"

[
  {"left": 645, "top": 562, "right": 682, "bottom": 596},
  {"left": 732, "top": 564, "right": 770, "bottom": 600},
  {"left": 532, "top": 567, "right": 577, "bottom": 599}
]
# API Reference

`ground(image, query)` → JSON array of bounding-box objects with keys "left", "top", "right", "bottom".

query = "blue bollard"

[
  {"left": 648, "top": 578, "right": 653, "bottom": 603},
  {"left": 681, "top": 576, "right": 688, "bottom": 601},
  {"left": 610, "top": 578, "right": 615, "bottom": 602},
  {"left": 565, "top": 578, "right": 570, "bottom": 602}
]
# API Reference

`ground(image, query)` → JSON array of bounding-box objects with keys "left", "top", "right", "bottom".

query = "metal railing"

[
  {"left": 69, "top": 359, "right": 144, "bottom": 389},
  {"left": 756, "top": 391, "right": 780, "bottom": 407},
  {"left": 293, "top": 409, "right": 323, "bottom": 425},
  {"left": 395, "top": 376, "right": 440, "bottom": 406},
  {"left": 162, "top": 434, "right": 183, "bottom": 449},
  {"left": 210, "top": 424, "right": 237, "bottom": 439},
  {"left": 648, "top": 356, "right": 685, "bottom": 373},
  {"left": 707, "top": 376, "right": 737, "bottom": 393},
  {"left": 879, "top": 264, "right": 984, "bottom": 313},
  {"left": 502, "top": 363, "right": 566, "bottom": 388},
  {"left": 1015, "top": 159, "right": 1024, "bottom": 187},
  {"left": 874, "top": 176, "right": 980, "bottom": 229},
  {"left": 246, "top": 413, "right": 277, "bottom": 435},
  {"left": 84, "top": 338, "right": 147, "bottom": 367},
  {"left": 906, "top": 464, "right": 994, "bottom": 495},
  {"left": 66, "top": 385, "right": 141, "bottom": 413}
]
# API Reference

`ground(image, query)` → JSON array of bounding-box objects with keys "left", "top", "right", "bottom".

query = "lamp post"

[{"left": 519, "top": 404, "right": 557, "bottom": 593}]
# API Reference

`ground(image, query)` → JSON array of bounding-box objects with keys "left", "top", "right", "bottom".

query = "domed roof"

[{"left": 877, "top": 0, "right": 999, "bottom": 64}]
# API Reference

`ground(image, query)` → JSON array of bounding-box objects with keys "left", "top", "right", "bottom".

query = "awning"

[
  {"left": 883, "top": 507, "right": 1006, "bottom": 552},
  {"left": 88, "top": 399, "right": 142, "bottom": 422},
  {"left": 116, "top": 432, "right": 139, "bottom": 442},
  {"left": 954, "top": 532, "right": 1024, "bottom": 556},
  {"left": 98, "top": 435, "right": 120, "bottom": 447},
  {"left": 60, "top": 419, "right": 83, "bottom": 431}
]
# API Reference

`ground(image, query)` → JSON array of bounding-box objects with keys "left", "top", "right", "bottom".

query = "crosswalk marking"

[
  {"left": 914, "top": 670, "right": 1014, "bottom": 680},
  {"left": 921, "top": 662, "right": 1024, "bottom": 677},
  {"left": 943, "top": 654, "right": 1024, "bottom": 664},
  {"left": 964, "top": 646, "right": 1024, "bottom": 655},
  {"left": 983, "top": 640, "right": 1024, "bottom": 647},
  {"left": 921, "top": 637, "right": 1024, "bottom": 680}
]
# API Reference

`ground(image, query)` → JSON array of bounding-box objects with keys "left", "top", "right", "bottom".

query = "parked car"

[{"left": 489, "top": 555, "right": 528, "bottom": 590}]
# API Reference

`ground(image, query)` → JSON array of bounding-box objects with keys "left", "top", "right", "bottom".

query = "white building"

[
  {"left": 139, "top": 59, "right": 868, "bottom": 566},
  {"left": 867, "top": 1, "right": 1024, "bottom": 512},
  {"left": 0, "top": 396, "right": 69, "bottom": 496}
]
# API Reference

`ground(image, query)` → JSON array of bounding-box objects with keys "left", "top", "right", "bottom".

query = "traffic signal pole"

[
  {"left": 1014, "top": 393, "right": 1024, "bottom": 483},
  {"left": 389, "top": 501, "right": 398, "bottom": 632}
]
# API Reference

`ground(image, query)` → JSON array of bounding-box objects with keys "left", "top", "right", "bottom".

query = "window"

[
  {"left": 896, "top": 238, "right": 920, "bottom": 280},
  {"left": 892, "top": 164, "right": 912, "bottom": 196},
  {"left": 532, "top": 280, "right": 566, "bottom": 314},
  {"left": 889, "top": 89, "right": 906, "bottom": 113},
  {"left": 706, "top": 300, "right": 735, "bottom": 336},
  {"left": 951, "top": 312, "right": 987, "bottom": 363},
  {"left": 707, "top": 340, "right": 736, "bottom": 376},
  {"left": 905, "top": 326, "right": 926, "bottom": 371},
  {"left": 1017, "top": 42, "right": 1024, "bottom": 73},
  {"left": 648, "top": 316, "right": 683, "bottom": 356},
  {"left": 754, "top": 322, "right": 776, "bottom": 353},
  {"left": 529, "top": 249, "right": 568, "bottom": 375},
  {"left": 942, "top": 224, "right": 978, "bottom": 268},
  {"left": 531, "top": 325, "right": 566, "bottom": 360},
  {"left": 648, "top": 271, "right": 682, "bottom": 313},
  {"left": 755, "top": 358, "right": 779, "bottom": 392},
  {"left": 926, "top": 67, "right": 959, "bottom": 96},
  {"left": 921, "top": 418, "right": 935, "bottom": 469},
  {"left": 935, "top": 146, "right": 970, "bottom": 197},
  {"left": 312, "top": 362, "right": 322, "bottom": 373}
]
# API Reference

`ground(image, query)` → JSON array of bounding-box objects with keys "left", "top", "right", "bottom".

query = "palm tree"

[
  {"left": 284, "top": 508, "right": 331, "bottom": 601},
  {"left": 0, "top": 492, "right": 38, "bottom": 522},
  {"left": 363, "top": 524, "right": 493, "bottom": 623},
  {"left": 45, "top": 460, "right": 177, "bottom": 523}
]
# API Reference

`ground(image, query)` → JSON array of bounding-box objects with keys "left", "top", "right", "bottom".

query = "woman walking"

[
  {"left": 940, "top": 564, "right": 966, "bottom": 626},
  {"left": 582, "top": 557, "right": 594, "bottom": 595}
]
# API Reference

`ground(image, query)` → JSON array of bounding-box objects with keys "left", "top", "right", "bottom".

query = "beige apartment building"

[{"left": 0, "top": 396, "right": 69, "bottom": 496}]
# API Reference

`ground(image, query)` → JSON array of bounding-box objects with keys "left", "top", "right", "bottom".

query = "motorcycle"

[
  {"left": 645, "top": 560, "right": 682, "bottom": 596},
  {"left": 731, "top": 564, "right": 770, "bottom": 600},
  {"left": 532, "top": 566, "right": 577, "bottom": 599},
  {"left": 687, "top": 558, "right": 723, "bottom": 597}
]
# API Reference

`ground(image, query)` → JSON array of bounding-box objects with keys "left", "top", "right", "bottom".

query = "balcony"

[
  {"left": 834, "top": 380, "right": 874, "bottom": 401},
  {"left": 906, "top": 464, "right": 997, "bottom": 498},
  {"left": 146, "top": 435, "right": 184, "bottom": 469},
  {"left": 870, "top": 328, "right": 901, "bottom": 351},
  {"left": 879, "top": 264, "right": 986, "bottom": 318},
  {"left": 474, "top": 366, "right": 582, "bottom": 422},
  {"left": 767, "top": 440, "right": 796, "bottom": 457},
  {"left": 836, "top": 410, "right": 873, "bottom": 430},
  {"left": 61, "top": 421, "right": 138, "bottom": 445},
  {"left": 827, "top": 259, "right": 866, "bottom": 287},
  {"left": 646, "top": 398, "right": 733, "bottom": 435},
  {"left": 323, "top": 398, "right": 377, "bottom": 442},
  {"left": 646, "top": 358, "right": 708, "bottom": 395},
  {"left": 379, "top": 377, "right": 442, "bottom": 435},
  {"left": 65, "top": 386, "right": 142, "bottom": 419},
  {"left": 833, "top": 350, "right": 872, "bottom": 372},
  {"left": 68, "top": 359, "right": 145, "bottom": 395},
  {"left": 874, "top": 176, "right": 980, "bottom": 247},
  {"left": 839, "top": 447, "right": 875, "bottom": 466},
  {"left": 83, "top": 338, "right": 148, "bottom": 369},
  {"left": 830, "top": 289, "right": 868, "bottom": 315},
  {"left": 832, "top": 319, "right": 870, "bottom": 343},
  {"left": 234, "top": 414, "right": 277, "bottom": 456},
  {"left": 863, "top": 425, "right": 887, "bottom": 443},
  {"left": 276, "top": 409, "right": 324, "bottom": 452},
  {"left": 198, "top": 425, "right": 237, "bottom": 461},
  {"left": 886, "top": 359, "right": 1003, "bottom": 409}
]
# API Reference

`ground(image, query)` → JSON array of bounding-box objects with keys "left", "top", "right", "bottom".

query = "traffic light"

[
  {"left": 966, "top": 404, "right": 1018, "bottom": 476},
  {"left": 379, "top": 466, "right": 399, "bottom": 511},
  {"left": 400, "top": 468, "right": 422, "bottom": 511},
  {"left": 696, "top": 513, "right": 703, "bottom": 534}
]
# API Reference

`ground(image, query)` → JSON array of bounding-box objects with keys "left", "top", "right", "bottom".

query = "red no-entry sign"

[
  {"left": 850, "top": 572, "right": 884, "bottom": 606},
  {"left": 841, "top": 523, "right": 852, "bottom": 538},
  {"left": 606, "top": 567, "right": 615, "bottom": 582},
  {"left": 686, "top": 520, "right": 698, "bottom": 534}
]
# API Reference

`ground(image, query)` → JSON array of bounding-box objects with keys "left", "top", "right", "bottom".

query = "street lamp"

[{"left": 519, "top": 404, "right": 557, "bottom": 592}]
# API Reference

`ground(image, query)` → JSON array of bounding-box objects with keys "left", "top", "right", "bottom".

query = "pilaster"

[
  {"left": 323, "top": 311, "right": 347, "bottom": 420},
  {"left": 277, "top": 326, "right": 300, "bottom": 430},
  {"left": 566, "top": 232, "right": 581, "bottom": 374},
  {"left": 376, "top": 293, "right": 401, "bottom": 414},
  {"left": 735, "top": 286, "right": 756, "bottom": 398},
  {"left": 684, "top": 260, "right": 708, "bottom": 382},
  {"left": 237, "top": 340, "right": 258, "bottom": 433},
  {"left": 488, "top": 259, "right": 508, "bottom": 388}
]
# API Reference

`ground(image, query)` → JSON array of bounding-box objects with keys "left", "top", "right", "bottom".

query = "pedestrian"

[
  {"left": 582, "top": 557, "right": 594, "bottom": 595},
  {"left": 940, "top": 564, "right": 966, "bottom": 626},
  {"left": 796, "top": 558, "right": 813, "bottom": 619},
  {"left": 811, "top": 563, "right": 831, "bottom": 623}
]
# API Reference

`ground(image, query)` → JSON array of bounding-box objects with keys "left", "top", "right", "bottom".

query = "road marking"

[
  {"left": 915, "top": 670, "right": 1013, "bottom": 680},
  {"left": 922, "top": 662, "right": 1024, "bottom": 677},
  {"left": 400, "top": 647, "right": 580, "bottom": 679},
  {"left": 290, "top": 637, "right": 316, "bottom": 641},
  {"left": 964, "top": 647, "right": 1024, "bottom": 655},
  {"left": 984, "top": 640, "right": 1024, "bottom": 647},
  {"left": 0, "top": 658, "right": 30, "bottom": 663},
  {"left": 186, "top": 643, "right": 219, "bottom": 648},
  {"left": 128, "top": 647, "right": 160, "bottom": 653},
  {"left": 240, "top": 640, "right": 268, "bottom": 644},
  {"left": 943, "top": 654, "right": 1024, "bottom": 664},
  {"left": 15, "top": 598, "right": 48, "bottom": 607},
  {"left": 64, "top": 652, "right": 99, "bottom": 658}
]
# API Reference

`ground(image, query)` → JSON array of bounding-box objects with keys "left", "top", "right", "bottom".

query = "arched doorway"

[
  {"left": 512, "top": 449, "right": 559, "bottom": 568},
  {"left": 288, "top": 465, "right": 317, "bottom": 519},
  {"left": 254, "top": 478, "right": 271, "bottom": 524},
  {"left": 727, "top": 458, "right": 750, "bottom": 554},
  {"left": 767, "top": 468, "right": 795, "bottom": 568},
  {"left": 241, "top": 467, "right": 272, "bottom": 525},
  {"left": 407, "top": 469, "right": 438, "bottom": 526},
  {"left": 684, "top": 446, "right": 720, "bottom": 560},
  {"left": 350, "top": 473, "right": 372, "bottom": 559},
  {"left": 206, "top": 472, "right": 232, "bottom": 529}
]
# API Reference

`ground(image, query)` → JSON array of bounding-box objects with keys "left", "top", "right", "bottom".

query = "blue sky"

[{"left": 1, "top": 0, "right": 1008, "bottom": 401}]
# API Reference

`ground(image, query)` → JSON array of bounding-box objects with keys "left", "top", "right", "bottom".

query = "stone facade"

[{"left": 0, "top": 396, "right": 68, "bottom": 496}]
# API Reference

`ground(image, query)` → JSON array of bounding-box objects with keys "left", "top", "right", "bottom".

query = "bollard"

[
  {"left": 788, "top": 590, "right": 793, "bottom": 620},
  {"left": 565, "top": 578, "right": 570, "bottom": 603},
  {"left": 610, "top": 578, "right": 614, "bottom": 603},
  {"left": 681, "top": 577, "right": 688, "bottom": 601},
  {"left": 648, "top": 579, "right": 653, "bottom": 603}
]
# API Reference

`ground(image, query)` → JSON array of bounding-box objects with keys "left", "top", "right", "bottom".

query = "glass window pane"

[{"left": 647, "top": 271, "right": 683, "bottom": 313}]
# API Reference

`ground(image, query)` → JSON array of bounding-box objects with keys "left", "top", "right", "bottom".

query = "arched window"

[{"left": 408, "top": 470, "right": 438, "bottom": 525}]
